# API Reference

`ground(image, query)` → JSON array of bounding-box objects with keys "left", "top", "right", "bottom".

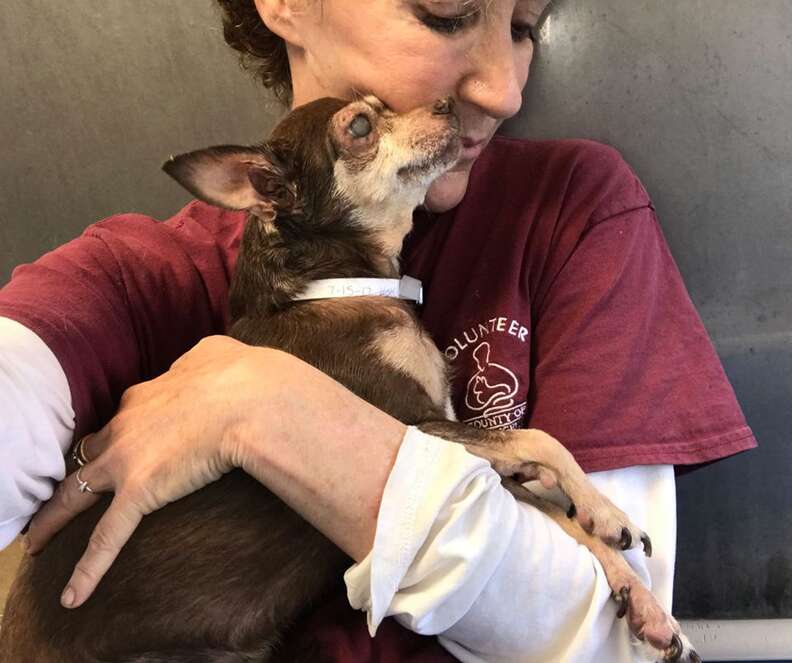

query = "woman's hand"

[
  {"left": 24, "top": 334, "right": 406, "bottom": 611},
  {"left": 24, "top": 335, "right": 274, "bottom": 609}
]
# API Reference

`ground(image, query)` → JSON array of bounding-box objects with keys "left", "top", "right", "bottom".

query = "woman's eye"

[
  {"left": 512, "top": 22, "right": 537, "bottom": 44},
  {"left": 420, "top": 11, "right": 536, "bottom": 44},
  {"left": 418, "top": 10, "right": 476, "bottom": 35}
]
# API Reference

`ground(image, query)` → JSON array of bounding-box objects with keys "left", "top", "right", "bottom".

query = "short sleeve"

[
  {"left": 525, "top": 148, "right": 756, "bottom": 472},
  {"left": 0, "top": 201, "right": 245, "bottom": 438}
]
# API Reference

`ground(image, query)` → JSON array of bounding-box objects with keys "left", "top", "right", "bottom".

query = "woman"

[{"left": 0, "top": 0, "right": 755, "bottom": 660}]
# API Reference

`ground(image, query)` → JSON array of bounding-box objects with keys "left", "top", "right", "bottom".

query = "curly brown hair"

[{"left": 215, "top": 0, "right": 295, "bottom": 107}]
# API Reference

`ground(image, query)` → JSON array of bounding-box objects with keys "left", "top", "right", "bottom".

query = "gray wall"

[
  {"left": 0, "top": 1, "right": 277, "bottom": 282},
  {"left": 1, "top": 1, "right": 790, "bottom": 619}
]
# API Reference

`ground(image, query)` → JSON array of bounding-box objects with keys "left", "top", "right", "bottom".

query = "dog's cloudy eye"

[{"left": 349, "top": 114, "right": 372, "bottom": 139}]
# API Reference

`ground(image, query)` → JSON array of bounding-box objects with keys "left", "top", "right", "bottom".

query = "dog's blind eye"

[{"left": 349, "top": 114, "right": 372, "bottom": 139}]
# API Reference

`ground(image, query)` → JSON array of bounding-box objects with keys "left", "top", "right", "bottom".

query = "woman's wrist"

[{"left": 230, "top": 347, "right": 408, "bottom": 561}]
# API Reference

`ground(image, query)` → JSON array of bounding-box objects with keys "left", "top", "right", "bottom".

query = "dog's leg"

[
  {"left": 418, "top": 422, "right": 650, "bottom": 554},
  {"left": 416, "top": 421, "right": 700, "bottom": 661},
  {"left": 502, "top": 479, "right": 700, "bottom": 663}
]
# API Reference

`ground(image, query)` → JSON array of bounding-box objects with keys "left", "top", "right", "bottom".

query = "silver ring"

[
  {"left": 76, "top": 466, "right": 97, "bottom": 494},
  {"left": 72, "top": 436, "right": 91, "bottom": 468}
]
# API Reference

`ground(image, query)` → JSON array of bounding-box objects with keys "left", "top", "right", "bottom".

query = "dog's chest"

[
  {"left": 371, "top": 324, "right": 449, "bottom": 410},
  {"left": 229, "top": 297, "right": 452, "bottom": 420}
]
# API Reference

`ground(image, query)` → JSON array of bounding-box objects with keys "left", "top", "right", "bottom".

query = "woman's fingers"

[
  {"left": 60, "top": 496, "right": 143, "bottom": 608},
  {"left": 28, "top": 423, "right": 116, "bottom": 552},
  {"left": 75, "top": 428, "right": 113, "bottom": 465},
  {"left": 22, "top": 340, "right": 267, "bottom": 604},
  {"left": 26, "top": 463, "right": 111, "bottom": 555},
  {"left": 74, "top": 432, "right": 99, "bottom": 464}
]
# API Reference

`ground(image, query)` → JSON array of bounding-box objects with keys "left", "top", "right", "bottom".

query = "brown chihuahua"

[{"left": 0, "top": 96, "right": 698, "bottom": 662}]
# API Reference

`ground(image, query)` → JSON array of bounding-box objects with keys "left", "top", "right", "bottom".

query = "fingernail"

[
  {"left": 21, "top": 536, "right": 30, "bottom": 552},
  {"left": 61, "top": 586, "right": 75, "bottom": 608}
]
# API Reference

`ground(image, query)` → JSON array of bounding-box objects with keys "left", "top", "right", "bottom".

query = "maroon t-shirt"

[{"left": 0, "top": 136, "right": 756, "bottom": 659}]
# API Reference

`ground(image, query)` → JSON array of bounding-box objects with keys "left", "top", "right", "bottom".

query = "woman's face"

[{"left": 256, "top": 0, "right": 549, "bottom": 213}]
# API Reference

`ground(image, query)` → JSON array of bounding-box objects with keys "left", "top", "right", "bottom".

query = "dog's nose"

[{"left": 432, "top": 97, "right": 455, "bottom": 115}]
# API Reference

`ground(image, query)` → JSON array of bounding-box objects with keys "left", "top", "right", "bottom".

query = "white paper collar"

[{"left": 291, "top": 276, "right": 423, "bottom": 305}]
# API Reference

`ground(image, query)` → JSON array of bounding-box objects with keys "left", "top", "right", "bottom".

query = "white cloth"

[
  {"left": 345, "top": 427, "right": 676, "bottom": 662},
  {"left": 0, "top": 317, "right": 75, "bottom": 548},
  {"left": 0, "top": 316, "right": 676, "bottom": 662}
]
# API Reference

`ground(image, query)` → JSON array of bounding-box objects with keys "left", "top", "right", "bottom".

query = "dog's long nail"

[
  {"left": 641, "top": 533, "right": 653, "bottom": 557},
  {"left": 611, "top": 591, "right": 623, "bottom": 617},
  {"left": 664, "top": 633, "right": 683, "bottom": 662},
  {"left": 567, "top": 503, "right": 576, "bottom": 519},
  {"left": 620, "top": 527, "right": 632, "bottom": 550},
  {"left": 613, "top": 586, "right": 630, "bottom": 618}
]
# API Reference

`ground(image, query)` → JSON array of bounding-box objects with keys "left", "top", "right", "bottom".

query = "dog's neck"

[{"left": 229, "top": 206, "right": 409, "bottom": 320}]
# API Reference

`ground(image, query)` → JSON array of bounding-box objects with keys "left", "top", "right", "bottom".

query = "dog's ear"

[{"left": 162, "top": 145, "right": 298, "bottom": 220}]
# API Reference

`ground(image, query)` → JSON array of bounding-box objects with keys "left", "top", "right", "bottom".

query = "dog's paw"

[
  {"left": 614, "top": 584, "right": 701, "bottom": 662},
  {"left": 558, "top": 478, "right": 652, "bottom": 556},
  {"left": 502, "top": 430, "right": 652, "bottom": 555},
  {"left": 633, "top": 629, "right": 701, "bottom": 662}
]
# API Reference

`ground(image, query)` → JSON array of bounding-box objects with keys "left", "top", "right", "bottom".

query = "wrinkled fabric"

[{"left": 344, "top": 427, "right": 675, "bottom": 662}]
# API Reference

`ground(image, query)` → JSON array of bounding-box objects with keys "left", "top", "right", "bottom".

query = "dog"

[{"left": 0, "top": 95, "right": 698, "bottom": 662}]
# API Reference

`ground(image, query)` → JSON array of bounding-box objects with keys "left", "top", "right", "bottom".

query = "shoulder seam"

[{"left": 590, "top": 202, "right": 655, "bottom": 228}]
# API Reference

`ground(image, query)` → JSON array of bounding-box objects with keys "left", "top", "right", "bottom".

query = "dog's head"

[{"left": 164, "top": 95, "right": 460, "bottom": 257}]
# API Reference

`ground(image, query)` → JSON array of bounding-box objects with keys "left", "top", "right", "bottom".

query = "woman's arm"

[
  {"left": 24, "top": 340, "right": 406, "bottom": 579},
  {"left": 210, "top": 353, "right": 680, "bottom": 662},
  {"left": 344, "top": 426, "right": 676, "bottom": 662},
  {"left": 241, "top": 395, "right": 676, "bottom": 661},
  {"left": 228, "top": 346, "right": 407, "bottom": 561},
  {"left": 25, "top": 340, "right": 672, "bottom": 661}
]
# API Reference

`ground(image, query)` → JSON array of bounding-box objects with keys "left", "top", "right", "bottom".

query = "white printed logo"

[
  {"left": 465, "top": 342, "right": 518, "bottom": 414},
  {"left": 444, "top": 316, "right": 529, "bottom": 430},
  {"left": 462, "top": 342, "right": 526, "bottom": 430}
]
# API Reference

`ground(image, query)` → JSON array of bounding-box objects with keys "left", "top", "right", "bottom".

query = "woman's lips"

[
  {"left": 457, "top": 138, "right": 487, "bottom": 163},
  {"left": 460, "top": 144, "right": 484, "bottom": 161},
  {"left": 461, "top": 135, "right": 487, "bottom": 148}
]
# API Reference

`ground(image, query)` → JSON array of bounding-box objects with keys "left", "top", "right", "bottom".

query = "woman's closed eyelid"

[
  {"left": 421, "top": 0, "right": 481, "bottom": 10},
  {"left": 413, "top": 2, "right": 538, "bottom": 42},
  {"left": 513, "top": 21, "right": 538, "bottom": 43},
  {"left": 416, "top": 2, "right": 479, "bottom": 20},
  {"left": 418, "top": 12, "right": 537, "bottom": 44},
  {"left": 419, "top": 13, "right": 476, "bottom": 36}
]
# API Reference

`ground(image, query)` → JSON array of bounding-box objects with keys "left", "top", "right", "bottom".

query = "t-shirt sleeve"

[
  {"left": 0, "top": 201, "right": 244, "bottom": 438},
  {"left": 525, "top": 144, "right": 756, "bottom": 472}
]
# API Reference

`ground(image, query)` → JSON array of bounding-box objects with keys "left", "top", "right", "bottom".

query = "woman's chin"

[{"left": 422, "top": 167, "right": 472, "bottom": 213}]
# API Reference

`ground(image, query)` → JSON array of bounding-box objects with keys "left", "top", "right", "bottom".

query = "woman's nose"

[{"left": 458, "top": 32, "right": 528, "bottom": 120}]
